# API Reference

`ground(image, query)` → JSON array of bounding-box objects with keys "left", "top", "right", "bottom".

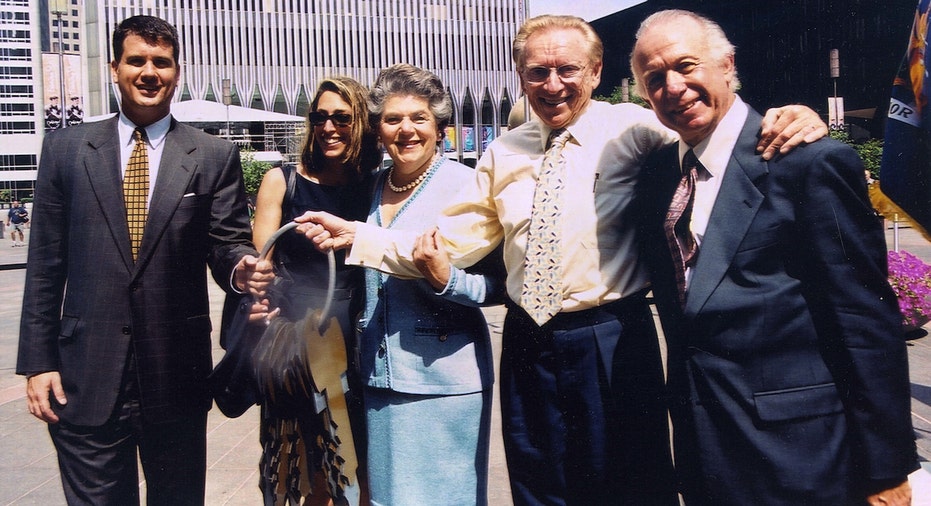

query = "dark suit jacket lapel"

[
  {"left": 83, "top": 117, "right": 135, "bottom": 271},
  {"left": 134, "top": 119, "right": 197, "bottom": 271},
  {"left": 685, "top": 109, "right": 767, "bottom": 315}
]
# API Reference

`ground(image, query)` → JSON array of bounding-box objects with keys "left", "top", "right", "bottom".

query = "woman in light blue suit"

[{"left": 301, "top": 64, "right": 504, "bottom": 505}]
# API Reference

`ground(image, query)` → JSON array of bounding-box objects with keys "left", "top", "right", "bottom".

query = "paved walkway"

[
  {"left": 2, "top": 223, "right": 931, "bottom": 504},
  {"left": 0, "top": 225, "right": 511, "bottom": 505}
]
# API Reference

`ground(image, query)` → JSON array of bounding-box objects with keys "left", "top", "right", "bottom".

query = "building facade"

[
  {"left": 86, "top": 0, "right": 526, "bottom": 163},
  {"left": 592, "top": 0, "right": 917, "bottom": 137},
  {"left": 1, "top": 0, "right": 527, "bottom": 200},
  {"left": 1, "top": 0, "right": 86, "bottom": 201},
  {"left": 0, "top": 0, "right": 42, "bottom": 200}
]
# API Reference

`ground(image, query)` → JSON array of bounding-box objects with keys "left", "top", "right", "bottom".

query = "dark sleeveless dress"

[{"left": 259, "top": 164, "right": 370, "bottom": 505}]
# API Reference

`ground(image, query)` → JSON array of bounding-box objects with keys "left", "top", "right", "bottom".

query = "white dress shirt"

[
  {"left": 348, "top": 100, "right": 677, "bottom": 313},
  {"left": 118, "top": 113, "right": 172, "bottom": 206},
  {"left": 678, "top": 96, "right": 749, "bottom": 286}
]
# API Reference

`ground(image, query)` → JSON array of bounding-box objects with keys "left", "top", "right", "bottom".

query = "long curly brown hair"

[{"left": 300, "top": 77, "right": 380, "bottom": 180}]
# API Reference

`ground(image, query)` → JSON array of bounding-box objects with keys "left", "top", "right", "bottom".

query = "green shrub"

[
  {"left": 829, "top": 129, "right": 883, "bottom": 180},
  {"left": 594, "top": 79, "right": 650, "bottom": 108},
  {"left": 240, "top": 148, "right": 273, "bottom": 197}
]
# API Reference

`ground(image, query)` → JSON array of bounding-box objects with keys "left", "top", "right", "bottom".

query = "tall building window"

[
  {"left": 0, "top": 121, "right": 35, "bottom": 135},
  {"left": 0, "top": 154, "right": 38, "bottom": 171},
  {"left": 0, "top": 47, "right": 31, "bottom": 60},
  {"left": 0, "top": 102, "right": 34, "bottom": 114},
  {"left": 0, "top": 84, "right": 33, "bottom": 98}
]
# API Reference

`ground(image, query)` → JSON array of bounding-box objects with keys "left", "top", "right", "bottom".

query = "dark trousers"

[
  {"left": 501, "top": 294, "right": 677, "bottom": 506},
  {"left": 49, "top": 366, "right": 207, "bottom": 506}
]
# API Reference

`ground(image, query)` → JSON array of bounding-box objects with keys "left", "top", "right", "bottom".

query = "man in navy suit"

[
  {"left": 631, "top": 9, "right": 918, "bottom": 505},
  {"left": 17, "top": 15, "right": 271, "bottom": 505}
]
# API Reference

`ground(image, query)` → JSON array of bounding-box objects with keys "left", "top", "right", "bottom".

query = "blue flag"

[{"left": 881, "top": 0, "right": 931, "bottom": 232}]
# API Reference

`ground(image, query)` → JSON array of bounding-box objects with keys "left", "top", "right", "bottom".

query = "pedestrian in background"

[{"left": 7, "top": 200, "right": 28, "bottom": 247}]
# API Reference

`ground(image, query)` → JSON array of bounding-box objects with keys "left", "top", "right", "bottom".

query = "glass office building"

[{"left": 87, "top": 0, "right": 525, "bottom": 162}]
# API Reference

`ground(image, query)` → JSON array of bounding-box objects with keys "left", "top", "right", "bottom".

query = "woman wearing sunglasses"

[{"left": 251, "top": 76, "right": 380, "bottom": 505}]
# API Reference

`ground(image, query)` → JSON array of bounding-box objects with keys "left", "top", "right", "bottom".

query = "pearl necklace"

[
  {"left": 387, "top": 167, "right": 428, "bottom": 192},
  {"left": 387, "top": 154, "right": 441, "bottom": 193}
]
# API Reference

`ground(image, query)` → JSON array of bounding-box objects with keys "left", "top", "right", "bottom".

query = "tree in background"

[
  {"left": 240, "top": 147, "right": 273, "bottom": 222},
  {"left": 594, "top": 79, "right": 649, "bottom": 108},
  {"left": 240, "top": 147, "right": 273, "bottom": 197},
  {"left": 830, "top": 129, "right": 883, "bottom": 181}
]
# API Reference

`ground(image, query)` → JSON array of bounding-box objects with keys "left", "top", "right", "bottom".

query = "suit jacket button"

[
  {"left": 438, "top": 334, "right": 447, "bottom": 342},
  {"left": 122, "top": 326, "right": 131, "bottom": 335}
]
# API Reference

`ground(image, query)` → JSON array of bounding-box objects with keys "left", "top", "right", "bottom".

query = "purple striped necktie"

[{"left": 665, "top": 149, "right": 700, "bottom": 307}]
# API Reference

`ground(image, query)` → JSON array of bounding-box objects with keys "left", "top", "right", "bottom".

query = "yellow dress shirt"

[{"left": 348, "top": 100, "right": 676, "bottom": 313}]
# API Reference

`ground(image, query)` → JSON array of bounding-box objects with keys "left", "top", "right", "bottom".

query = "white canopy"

[
  {"left": 170, "top": 100, "right": 304, "bottom": 123},
  {"left": 84, "top": 99, "right": 305, "bottom": 124}
]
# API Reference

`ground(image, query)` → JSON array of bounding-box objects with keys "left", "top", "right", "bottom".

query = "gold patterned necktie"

[
  {"left": 521, "top": 128, "right": 572, "bottom": 326},
  {"left": 665, "top": 149, "right": 700, "bottom": 308},
  {"left": 124, "top": 127, "right": 149, "bottom": 261}
]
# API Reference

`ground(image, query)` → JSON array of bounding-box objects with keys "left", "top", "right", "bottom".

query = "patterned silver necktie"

[
  {"left": 665, "top": 149, "right": 699, "bottom": 307},
  {"left": 521, "top": 128, "right": 572, "bottom": 326}
]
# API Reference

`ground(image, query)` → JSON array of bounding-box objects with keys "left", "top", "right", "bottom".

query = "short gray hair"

[
  {"left": 630, "top": 9, "right": 741, "bottom": 97},
  {"left": 368, "top": 63, "right": 453, "bottom": 133}
]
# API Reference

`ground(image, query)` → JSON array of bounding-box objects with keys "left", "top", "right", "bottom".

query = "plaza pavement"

[
  {"left": 2, "top": 222, "right": 931, "bottom": 504},
  {"left": 0, "top": 224, "right": 512, "bottom": 505}
]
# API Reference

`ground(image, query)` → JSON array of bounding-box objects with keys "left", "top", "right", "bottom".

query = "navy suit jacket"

[
  {"left": 638, "top": 107, "right": 918, "bottom": 504},
  {"left": 17, "top": 116, "right": 256, "bottom": 425}
]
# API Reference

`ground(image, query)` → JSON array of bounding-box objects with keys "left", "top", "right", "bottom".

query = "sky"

[{"left": 526, "top": 0, "right": 646, "bottom": 21}]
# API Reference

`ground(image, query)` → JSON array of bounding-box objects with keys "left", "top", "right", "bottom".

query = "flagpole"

[
  {"left": 829, "top": 48, "right": 840, "bottom": 130},
  {"left": 51, "top": 0, "right": 67, "bottom": 130}
]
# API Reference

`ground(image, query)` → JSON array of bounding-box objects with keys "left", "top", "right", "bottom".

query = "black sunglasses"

[{"left": 309, "top": 111, "right": 353, "bottom": 127}]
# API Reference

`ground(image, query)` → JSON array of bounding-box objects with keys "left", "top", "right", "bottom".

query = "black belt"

[{"left": 507, "top": 288, "right": 650, "bottom": 331}]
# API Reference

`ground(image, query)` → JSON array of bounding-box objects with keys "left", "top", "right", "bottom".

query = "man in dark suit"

[
  {"left": 631, "top": 9, "right": 918, "bottom": 506},
  {"left": 17, "top": 15, "right": 271, "bottom": 505}
]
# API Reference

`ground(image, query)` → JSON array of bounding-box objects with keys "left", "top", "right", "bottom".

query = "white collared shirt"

[
  {"left": 678, "top": 96, "right": 749, "bottom": 286},
  {"left": 118, "top": 114, "right": 172, "bottom": 206}
]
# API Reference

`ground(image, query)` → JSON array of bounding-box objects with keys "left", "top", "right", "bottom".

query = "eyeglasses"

[
  {"left": 522, "top": 64, "right": 587, "bottom": 83},
  {"left": 309, "top": 111, "right": 353, "bottom": 127}
]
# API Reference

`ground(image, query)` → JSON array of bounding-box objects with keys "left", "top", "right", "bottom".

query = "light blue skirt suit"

[{"left": 358, "top": 157, "right": 502, "bottom": 506}]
